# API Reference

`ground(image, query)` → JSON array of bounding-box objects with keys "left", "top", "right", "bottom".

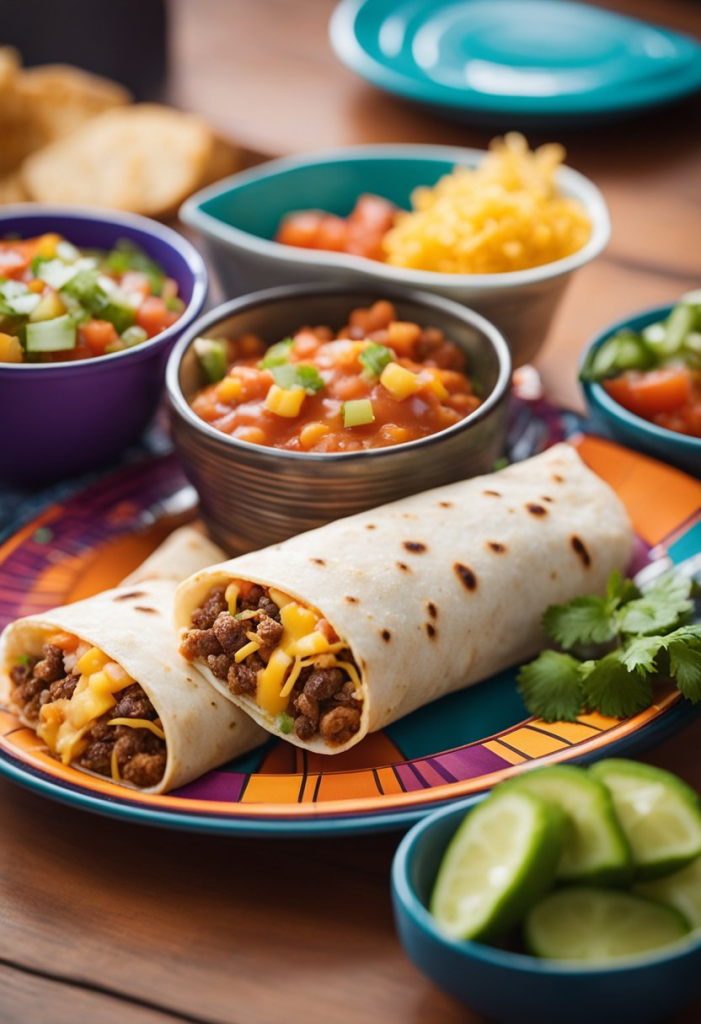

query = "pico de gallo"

[
  {"left": 189, "top": 300, "right": 482, "bottom": 453},
  {"left": 0, "top": 233, "right": 185, "bottom": 364},
  {"left": 581, "top": 291, "right": 701, "bottom": 439}
]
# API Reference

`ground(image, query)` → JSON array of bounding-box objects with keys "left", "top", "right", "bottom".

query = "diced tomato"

[
  {"left": 136, "top": 296, "right": 179, "bottom": 338},
  {"left": 276, "top": 211, "right": 325, "bottom": 249},
  {"left": 603, "top": 369, "right": 692, "bottom": 419},
  {"left": 79, "top": 319, "right": 120, "bottom": 356},
  {"left": 316, "top": 215, "right": 348, "bottom": 252}
]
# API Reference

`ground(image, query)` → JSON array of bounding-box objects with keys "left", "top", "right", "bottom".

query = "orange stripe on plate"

[
  {"left": 240, "top": 774, "right": 303, "bottom": 805},
  {"left": 575, "top": 435, "right": 701, "bottom": 546},
  {"left": 532, "top": 721, "right": 604, "bottom": 743},
  {"left": 375, "top": 766, "right": 404, "bottom": 795},
  {"left": 300, "top": 774, "right": 321, "bottom": 803},
  {"left": 315, "top": 770, "right": 385, "bottom": 802},
  {"left": 502, "top": 728, "right": 569, "bottom": 758},
  {"left": 483, "top": 740, "right": 528, "bottom": 765}
]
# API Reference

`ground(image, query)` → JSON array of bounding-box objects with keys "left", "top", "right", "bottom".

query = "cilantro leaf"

[
  {"left": 517, "top": 651, "right": 585, "bottom": 723},
  {"left": 618, "top": 574, "right": 693, "bottom": 636},
  {"left": 259, "top": 338, "right": 294, "bottom": 369},
  {"left": 543, "top": 595, "right": 619, "bottom": 650},
  {"left": 606, "top": 570, "right": 640, "bottom": 606},
  {"left": 581, "top": 650, "right": 654, "bottom": 719},
  {"left": 270, "top": 363, "right": 325, "bottom": 393},
  {"left": 667, "top": 638, "right": 701, "bottom": 703},
  {"left": 618, "top": 635, "right": 663, "bottom": 676},
  {"left": 359, "top": 342, "right": 394, "bottom": 379}
]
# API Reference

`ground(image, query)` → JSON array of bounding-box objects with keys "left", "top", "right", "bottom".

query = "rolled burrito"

[
  {"left": 0, "top": 531, "right": 266, "bottom": 793},
  {"left": 175, "top": 445, "right": 634, "bottom": 755}
]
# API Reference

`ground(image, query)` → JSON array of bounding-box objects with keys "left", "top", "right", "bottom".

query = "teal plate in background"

[{"left": 329, "top": 0, "right": 701, "bottom": 127}]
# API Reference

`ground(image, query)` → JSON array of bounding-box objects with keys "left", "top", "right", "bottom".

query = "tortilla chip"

[
  {"left": 16, "top": 64, "right": 131, "bottom": 143},
  {"left": 0, "top": 172, "right": 29, "bottom": 204},
  {"left": 199, "top": 134, "right": 243, "bottom": 187},
  {"left": 21, "top": 104, "right": 215, "bottom": 217}
]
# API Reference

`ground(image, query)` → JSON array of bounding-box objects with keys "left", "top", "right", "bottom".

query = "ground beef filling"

[
  {"left": 181, "top": 584, "right": 362, "bottom": 747},
  {"left": 10, "top": 643, "right": 166, "bottom": 788}
]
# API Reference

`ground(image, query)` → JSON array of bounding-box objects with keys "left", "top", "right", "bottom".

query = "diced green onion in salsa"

[{"left": 0, "top": 233, "right": 185, "bottom": 364}]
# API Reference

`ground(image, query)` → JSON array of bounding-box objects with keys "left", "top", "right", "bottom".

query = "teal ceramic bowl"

[
  {"left": 581, "top": 305, "right": 700, "bottom": 478},
  {"left": 180, "top": 145, "right": 610, "bottom": 367},
  {"left": 392, "top": 798, "right": 701, "bottom": 1024}
]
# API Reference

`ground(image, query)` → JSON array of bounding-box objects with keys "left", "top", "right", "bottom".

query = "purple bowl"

[{"left": 0, "top": 205, "right": 208, "bottom": 485}]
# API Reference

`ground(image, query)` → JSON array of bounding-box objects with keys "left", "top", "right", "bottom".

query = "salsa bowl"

[
  {"left": 581, "top": 304, "right": 701, "bottom": 478},
  {"left": 392, "top": 797, "right": 701, "bottom": 1024},
  {"left": 0, "top": 205, "right": 208, "bottom": 485},
  {"left": 166, "top": 283, "right": 511, "bottom": 553},
  {"left": 180, "top": 145, "right": 610, "bottom": 367}
]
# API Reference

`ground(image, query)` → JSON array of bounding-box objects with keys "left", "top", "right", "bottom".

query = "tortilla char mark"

[
  {"left": 403, "top": 541, "right": 427, "bottom": 554},
  {"left": 526, "top": 502, "right": 548, "bottom": 516},
  {"left": 454, "top": 563, "right": 477, "bottom": 591},
  {"left": 571, "top": 535, "right": 592, "bottom": 567},
  {"left": 181, "top": 582, "right": 363, "bottom": 748}
]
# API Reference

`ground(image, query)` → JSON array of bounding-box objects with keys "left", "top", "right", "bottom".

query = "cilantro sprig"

[
  {"left": 359, "top": 342, "right": 394, "bottom": 379},
  {"left": 259, "top": 338, "right": 294, "bottom": 369},
  {"left": 517, "top": 570, "right": 701, "bottom": 722}
]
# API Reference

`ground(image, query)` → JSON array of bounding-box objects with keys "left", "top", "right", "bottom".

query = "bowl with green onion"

[
  {"left": 165, "top": 282, "right": 511, "bottom": 553},
  {"left": 580, "top": 293, "right": 701, "bottom": 476},
  {"left": 0, "top": 205, "right": 207, "bottom": 485}
]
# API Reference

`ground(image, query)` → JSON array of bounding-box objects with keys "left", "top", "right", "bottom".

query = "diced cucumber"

[
  {"left": 25, "top": 314, "right": 77, "bottom": 353},
  {"left": 37, "top": 259, "right": 81, "bottom": 291},
  {"left": 343, "top": 399, "right": 375, "bottom": 427},
  {"left": 504, "top": 765, "right": 633, "bottom": 886},
  {"left": 590, "top": 760, "right": 701, "bottom": 880},
  {"left": 580, "top": 332, "right": 653, "bottom": 381},
  {"left": 6, "top": 293, "right": 40, "bottom": 317},
  {"left": 101, "top": 297, "right": 137, "bottom": 335},
  {"left": 194, "top": 337, "right": 228, "bottom": 383},
  {"left": 120, "top": 325, "right": 148, "bottom": 348},
  {"left": 661, "top": 304, "right": 695, "bottom": 356},
  {"left": 524, "top": 888, "right": 689, "bottom": 962}
]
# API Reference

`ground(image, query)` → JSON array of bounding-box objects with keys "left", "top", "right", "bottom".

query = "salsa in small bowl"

[
  {"left": 166, "top": 283, "right": 511, "bottom": 553},
  {"left": 188, "top": 298, "right": 482, "bottom": 454},
  {"left": 581, "top": 294, "right": 701, "bottom": 477},
  {"left": 0, "top": 232, "right": 186, "bottom": 364},
  {"left": 0, "top": 206, "right": 207, "bottom": 485}
]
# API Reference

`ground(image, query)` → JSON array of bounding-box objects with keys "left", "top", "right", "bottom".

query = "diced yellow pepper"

[
  {"left": 380, "top": 362, "right": 421, "bottom": 401},
  {"left": 0, "top": 333, "right": 23, "bottom": 363},
  {"left": 265, "top": 384, "right": 306, "bottom": 418},
  {"left": 218, "top": 377, "right": 243, "bottom": 402},
  {"left": 29, "top": 291, "right": 66, "bottom": 323},
  {"left": 299, "top": 421, "right": 331, "bottom": 449},
  {"left": 36, "top": 233, "right": 61, "bottom": 258},
  {"left": 66, "top": 685, "right": 116, "bottom": 730},
  {"left": 289, "top": 631, "right": 330, "bottom": 658},
  {"left": 76, "top": 647, "right": 109, "bottom": 676},
  {"left": 235, "top": 639, "right": 262, "bottom": 663},
  {"left": 257, "top": 648, "right": 292, "bottom": 715},
  {"left": 420, "top": 369, "right": 450, "bottom": 401}
]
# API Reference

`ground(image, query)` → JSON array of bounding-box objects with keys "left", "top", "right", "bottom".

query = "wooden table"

[{"left": 3, "top": 2, "right": 701, "bottom": 1021}]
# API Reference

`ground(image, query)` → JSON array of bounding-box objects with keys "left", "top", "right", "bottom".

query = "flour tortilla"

[
  {"left": 121, "top": 526, "right": 226, "bottom": 587},
  {"left": 0, "top": 531, "right": 266, "bottom": 793},
  {"left": 174, "top": 445, "right": 634, "bottom": 754}
]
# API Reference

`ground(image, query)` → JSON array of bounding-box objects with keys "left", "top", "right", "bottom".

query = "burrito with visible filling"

[
  {"left": 0, "top": 529, "right": 265, "bottom": 792},
  {"left": 175, "top": 445, "right": 634, "bottom": 755}
]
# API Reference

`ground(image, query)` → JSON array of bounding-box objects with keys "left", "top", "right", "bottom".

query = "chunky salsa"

[
  {"left": 190, "top": 300, "right": 481, "bottom": 453},
  {"left": 581, "top": 291, "right": 701, "bottom": 439},
  {"left": 0, "top": 233, "right": 185, "bottom": 364}
]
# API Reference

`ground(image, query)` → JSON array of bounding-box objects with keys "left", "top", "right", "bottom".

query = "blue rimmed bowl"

[
  {"left": 392, "top": 798, "right": 701, "bottom": 1024},
  {"left": 180, "top": 145, "right": 610, "bottom": 368},
  {"left": 581, "top": 304, "right": 701, "bottom": 478},
  {"left": 0, "top": 205, "right": 208, "bottom": 486}
]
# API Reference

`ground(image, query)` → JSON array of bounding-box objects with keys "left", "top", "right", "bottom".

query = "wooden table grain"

[{"left": 2, "top": 2, "right": 701, "bottom": 1022}]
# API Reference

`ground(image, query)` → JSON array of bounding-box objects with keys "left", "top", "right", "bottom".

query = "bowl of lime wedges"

[{"left": 392, "top": 760, "right": 701, "bottom": 1024}]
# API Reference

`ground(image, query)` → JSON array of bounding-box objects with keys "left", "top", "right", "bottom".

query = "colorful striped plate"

[{"left": 0, "top": 435, "right": 699, "bottom": 836}]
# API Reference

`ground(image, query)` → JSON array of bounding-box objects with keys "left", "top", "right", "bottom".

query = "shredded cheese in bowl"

[{"left": 382, "top": 133, "right": 592, "bottom": 275}]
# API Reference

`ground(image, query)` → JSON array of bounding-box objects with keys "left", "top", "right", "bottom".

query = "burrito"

[
  {"left": 0, "top": 530, "right": 265, "bottom": 792},
  {"left": 175, "top": 445, "right": 634, "bottom": 755}
]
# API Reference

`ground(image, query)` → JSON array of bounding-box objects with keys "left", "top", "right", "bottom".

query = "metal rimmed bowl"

[
  {"left": 166, "top": 283, "right": 511, "bottom": 553},
  {"left": 0, "top": 205, "right": 208, "bottom": 485}
]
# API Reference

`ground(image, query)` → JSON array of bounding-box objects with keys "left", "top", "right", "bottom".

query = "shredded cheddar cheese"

[{"left": 107, "top": 717, "right": 166, "bottom": 741}]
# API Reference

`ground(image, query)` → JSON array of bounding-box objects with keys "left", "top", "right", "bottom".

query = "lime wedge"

[
  {"left": 430, "top": 789, "right": 567, "bottom": 942},
  {"left": 525, "top": 888, "right": 690, "bottom": 962},
  {"left": 505, "top": 765, "right": 632, "bottom": 886},
  {"left": 636, "top": 856, "right": 701, "bottom": 929},
  {"left": 590, "top": 760, "right": 701, "bottom": 880}
]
